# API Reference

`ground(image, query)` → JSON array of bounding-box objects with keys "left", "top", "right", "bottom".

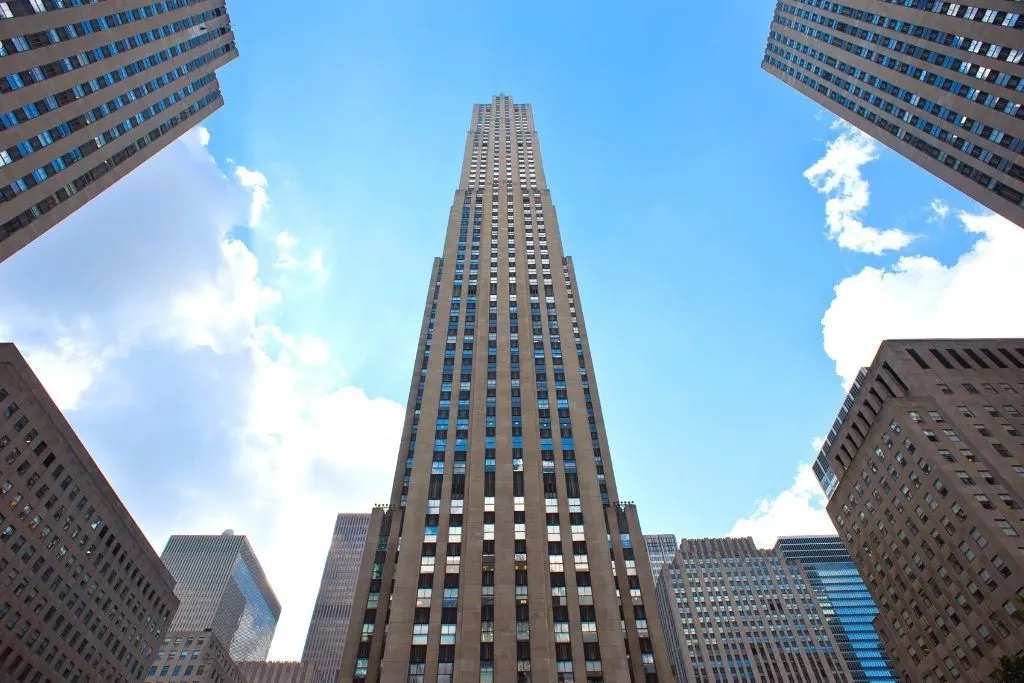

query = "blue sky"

[{"left": 2, "top": 0, "right": 1024, "bottom": 660}]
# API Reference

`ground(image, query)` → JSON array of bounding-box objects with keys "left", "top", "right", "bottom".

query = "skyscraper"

[
  {"left": 0, "top": 342, "right": 178, "bottom": 682},
  {"left": 762, "top": 1, "right": 1024, "bottom": 227},
  {"left": 161, "top": 531, "right": 281, "bottom": 662},
  {"left": 814, "top": 339, "right": 1024, "bottom": 681},
  {"left": 644, "top": 534, "right": 679, "bottom": 580},
  {"left": 339, "top": 95, "right": 672, "bottom": 683},
  {"left": 0, "top": 0, "right": 237, "bottom": 262},
  {"left": 301, "top": 512, "right": 371, "bottom": 682},
  {"left": 776, "top": 536, "right": 898, "bottom": 682},
  {"left": 655, "top": 537, "right": 853, "bottom": 683}
]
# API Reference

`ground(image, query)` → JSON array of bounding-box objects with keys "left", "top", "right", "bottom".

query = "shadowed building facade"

[
  {"left": 0, "top": 342, "right": 178, "bottom": 682},
  {"left": 238, "top": 660, "right": 319, "bottom": 683},
  {"left": 814, "top": 339, "right": 1024, "bottom": 681},
  {"left": 0, "top": 0, "right": 237, "bottom": 263},
  {"left": 655, "top": 537, "right": 853, "bottom": 683},
  {"left": 338, "top": 95, "right": 672, "bottom": 683},
  {"left": 776, "top": 536, "right": 898, "bottom": 682},
  {"left": 146, "top": 630, "right": 247, "bottom": 683},
  {"left": 301, "top": 512, "right": 371, "bottom": 682},
  {"left": 161, "top": 531, "right": 281, "bottom": 662},
  {"left": 762, "top": 0, "right": 1024, "bottom": 227}
]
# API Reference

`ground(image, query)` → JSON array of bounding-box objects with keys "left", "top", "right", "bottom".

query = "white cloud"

[
  {"left": 728, "top": 463, "right": 837, "bottom": 548},
  {"left": 822, "top": 210, "right": 1024, "bottom": 386},
  {"left": 810, "top": 435, "right": 826, "bottom": 453},
  {"left": 0, "top": 125, "right": 403, "bottom": 660},
  {"left": 804, "top": 123, "right": 914, "bottom": 254},
  {"left": 235, "top": 166, "right": 269, "bottom": 227},
  {"left": 928, "top": 199, "right": 950, "bottom": 222}
]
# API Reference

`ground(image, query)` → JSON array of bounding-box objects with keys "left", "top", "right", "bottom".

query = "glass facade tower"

[
  {"left": 338, "top": 95, "right": 672, "bottom": 683},
  {"left": 776, "top": 536, "right": 897, "bottom": 682},
  {"left": 161, "top": 531, "right": 281, "bottom": 662}
]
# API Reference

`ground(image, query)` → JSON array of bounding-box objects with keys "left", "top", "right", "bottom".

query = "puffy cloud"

[
  {"left": 235, "top": 166, "right": 270, "bottom": 227},
  {"left": 804, "top": 123, "right": 914, "bottom": 254},
  {"left": 728, "top": 463, "right": 837, "bottom": 548},
  {"left": 928, "top": 199, "right": 950, "bottom": 222},
  {"left": 822, "top": 210, "right": 1024, "bottom": 386},
  {"left": 0, "top": 125, "right": 402, "bottom": 660}
]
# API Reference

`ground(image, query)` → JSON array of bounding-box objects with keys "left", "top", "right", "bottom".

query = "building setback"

[
  {"left": 655, "top": 537, "right": 852, "bottom": 683},
  {"left": 338, "top": 95, "right": 672, "bottom": 683},
  {"left": 146, "top": 629, "right": 247, "bottom": 683},
  {"left": 0, "top": 342, "right": 178, "bottom": 682},
  {"left": 301, "top": 512, "right": 371, "bottom": 683},
  {"left": 762, "top": 0, "right": 1024, "bottom": 228},
  {"left": 814, "top": 339, "right": 1024, "bottom": 681},
  {"left": 776, "top": 536, "right": 898, "bottom": 682},
  {"left": 161, "top": 532, "right": 281, "bottom": 662},
  {"left": 644, "top": 534, "right": 678, "bottom": 581},
  {"left": 0, "top": 0, "right": 238, "bottom": 263},
  {"left": 238, "top": 660, "right": 319, "bottom": 683}
]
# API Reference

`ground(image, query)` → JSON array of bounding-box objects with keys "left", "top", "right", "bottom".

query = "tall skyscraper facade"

[
  {"left": 655, "top": 537, "right": 853, "bottom": 683},
  {"left": 0, "top": 342, "right": 178, "bottom": 682},
  {"left": 301, "top": 512, "right": 371, "bottom": 682},
  {"left": 338, "top": 95, "right": 671, "bottom": 683},
  {"left": 814, "top": 339, "right": 1024, "bottom": 681},
  {"left": 776, "top": 536, "right": 898, "bottom": 682},
  {"left": 0, "top": 0, "right": 237, "bottom": 262},
  {"left": 762, "top": 1, "right": 1024, "bottom": 228},
  {"left": 644, "top": 534, "right": 678, "bottom": 580},
  {"left": 161, "top": 531, "right": 281, "bottom": 662}
]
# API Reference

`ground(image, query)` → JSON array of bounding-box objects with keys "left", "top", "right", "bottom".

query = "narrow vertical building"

[
  {"left": 0, "top": 0, "right": 238, "bottom": 262},
  {"left": 762, "top": 1, "right": 1024, "bottom": 228},
  {"left": 815, "top": 339, "right": 1024, "bottom": 681},
  {"left": 0, "top": 342, "right": 178, "bottom": 682},
  {"left": 161, "top": 531, "right": 281, "bottom": 662},
  {"left": 655, "top": 537, "right": 853, "bottom": 683},
  {"left": 301, "top": 512, "right": 371, "bottom": 682},
  {"left": 776, "top": 536, "right": 898, "bottom": 682},
  {"left": 644, "top": 534, "right": 679, "bottom": 580},
  {"left": 339, "top": 95, "right": 672, "bottom": 683}
]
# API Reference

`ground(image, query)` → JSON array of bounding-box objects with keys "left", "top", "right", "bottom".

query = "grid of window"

[
  {"left": 0, "top": 0, "right": 237, "bottom": 261},
  {"left": 762, "top": 0, "right": 1024, "bottom": 225}
]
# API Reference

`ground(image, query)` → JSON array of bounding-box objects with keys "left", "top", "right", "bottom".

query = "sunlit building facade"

[
  {"left": 161, "top": 531, "right": 281, "bottom": 662},
  {"left": 655, "top": 537, "right": 853, "bottom": 683},
  {"left": 338, "top": 95, "right": 672, "bottom": 683},
  {"left": 776, "top": 536, "right": 897, "bottom": 682},
  {"left": 0, "top": 0, "right": 238, "bottom": 262},
  {"left": 815, "top": 339, "right": 1024, "bottom": 681},
  {"left": 644, "top": 534, "right": 678, "bottom": 581},
  {"left": 763, "top": 1, "right": 1024, "bottom": 228}
]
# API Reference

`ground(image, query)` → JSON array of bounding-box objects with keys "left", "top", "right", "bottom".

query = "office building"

[
  {"left": 762, "top": 1, "right": 1024, "bottom": 227},
  {"left": 0, "top": 0, "right": 238, "bottom": 262},
  {"left": 238, "top": 660, "right": 318, "bottom": 683},
  {"left": 0, "top": 342, "right": 178, "bottom": 682},
  {"left": 644, "top": 534, "right": 678, "bottom": 580},
  {"left": 146, "top": 629, "right": 246, "bottom": 683},
  {"left": 776, "top": 536, "right": 898, "bottom": 682},
  {"left": 301, "top": 512, "right": 371, "bottom": 683},
  {"left": 814, "top": 339, "right": 1024, "bottom": 681},
  {"left": 338, "top": 95, "right": 672, "bottom": 682},
  {"left": 655, "top": 537, "right": 852, "bottom": 683},
  {"left": 161, "top": 531, "right": 281, "bottom": 662}
]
